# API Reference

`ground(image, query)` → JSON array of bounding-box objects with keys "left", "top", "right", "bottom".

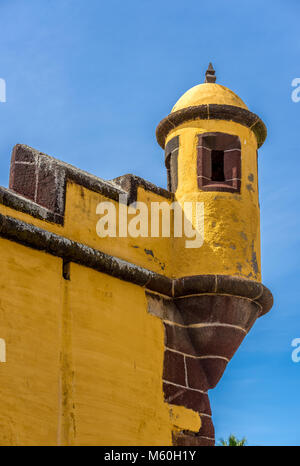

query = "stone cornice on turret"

[{"left": 156, "top": 104, "right": 267, "bottom": 149}]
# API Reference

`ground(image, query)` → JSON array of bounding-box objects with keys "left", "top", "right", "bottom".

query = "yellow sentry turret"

[{"left": 156, "top": 63, "right": 267, "bottom": 281}]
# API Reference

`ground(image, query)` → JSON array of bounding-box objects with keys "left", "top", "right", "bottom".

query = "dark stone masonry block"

[
  {"left": 216, "top": 274, "right": 262, "bottom": 300},
  {"left": 11, "top": 144, "right": 35, "bottom": 163},
  {"left": 172, "top": 431, "right": 214, "bottom": 446},
  {"left": 163, "top": 382, "right": 211, "bottom": 415},
  {"left": 9, "top": 163, "right": 36, "bottom": 200},
  {"left": 188, "top": 325, "right": 246, "bottom": 359},
  {"left": 164, "top": 322, "right": 196, "bottom": 356},
  {"left": 164, "top": 321, "right": 246, "bottom": 360},
  {"left": 175, "top": 294, "right": 260, "bottom": 332},
  {"left": 185, "top": 356, "right": 209, "bottom": 391},
  {"left": 163, "top": 350, "right": 186, "bottom": 386},
  {"left": 36, "top": 163, "right": 58, "bottom": 212},
  {"left": 199, "top": 357, "right": 228, "bottom": 389},
  {"left": 198, "top": 415, "right": 215, "bottom": 439},
  {"left": 173, "top": 274, "right": 216, "bottom": 298}
]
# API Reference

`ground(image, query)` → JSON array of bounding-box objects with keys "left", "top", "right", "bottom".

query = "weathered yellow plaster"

[
  {"left": 166, "top": 119, "right": 261, "bottom": 280},
  {"left": 168, "top": 405, "right": 201, "bottom": 433},
  {"left": 0, "top": 240, "right": 198, "bottom": 445},
  {"left": 63, "top": 184, "right": 172, "bottom": 276},
  {"left": 0, "top": 238, "right": 62, "bottom": 445}
]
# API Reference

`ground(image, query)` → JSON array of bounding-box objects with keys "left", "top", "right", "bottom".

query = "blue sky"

[{"left": 0, "top": 0, "right": 299, "bottom": 446}]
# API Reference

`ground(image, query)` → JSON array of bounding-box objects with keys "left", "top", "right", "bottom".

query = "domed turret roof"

[
  {"left": 156, "top": 63, "right": 267, "bottom": 149},
  {"left": 171, "top": 83, "right": 248, "bottom": 113}
]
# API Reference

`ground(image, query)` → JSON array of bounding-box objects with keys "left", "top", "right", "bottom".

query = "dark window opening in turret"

[
  {"left": 165, "top": 136, "right": 179, "bottom": 192},
  {"left": 211, "top": 150, "right": 225, "bottom": 182},
  {"left": 197, "top": 132, "right": 241, "bottom": 193}
]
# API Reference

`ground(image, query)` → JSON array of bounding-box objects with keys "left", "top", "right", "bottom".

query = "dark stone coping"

[
  {"left": 13, "top": 144, "right": 126, "bottom": 201},
  {"left": 0, "top": 213, "right": 273, "bottom": 314},
  {"left": 0, "top": 186, "right": 62, "bottom": 224},
  {"left": 156, "top": 104, "right": 267, "bottom": 149},
  {"left": 8, "top": 144, "right": 172, "bottom": 225}
]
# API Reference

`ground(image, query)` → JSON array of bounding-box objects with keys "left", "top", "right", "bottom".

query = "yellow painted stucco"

[
  {"left": 0, "top": 238, "right": 62, "bottom": 445},
  {"left": 0, "top": 238, "right": 200, "bottom": 445}
]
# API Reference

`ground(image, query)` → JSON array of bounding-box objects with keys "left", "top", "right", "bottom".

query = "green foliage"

[{"left": 218, "top": 434, "right": 247, "bottom": 446}]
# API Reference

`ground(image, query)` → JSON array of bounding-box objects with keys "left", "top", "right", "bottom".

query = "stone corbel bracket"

[{"left": 146, "top": 275, "right": 273, "bottom": 446}]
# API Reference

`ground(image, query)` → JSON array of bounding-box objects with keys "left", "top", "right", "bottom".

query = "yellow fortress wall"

[
  {"left": 0, "top": 185, "right": 201, "bottom": 445},
  {"left": 0, "top": 65, "right": 273, "bottom": 446},
  {"left": 0, "top": 235, "right": 200, "bottom": 446}
]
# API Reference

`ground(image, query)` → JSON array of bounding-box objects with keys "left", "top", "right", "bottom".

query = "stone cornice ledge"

[
  {"left": 0, "top": 213, "right": 273, "bottom": 315},
  {"left": 156, "top": 104, "right": 267, "bottom": 149}
]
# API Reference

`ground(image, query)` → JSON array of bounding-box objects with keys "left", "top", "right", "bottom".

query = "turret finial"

[{"left": 205, "top": 63, "right": 216, "bottom": 83}]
